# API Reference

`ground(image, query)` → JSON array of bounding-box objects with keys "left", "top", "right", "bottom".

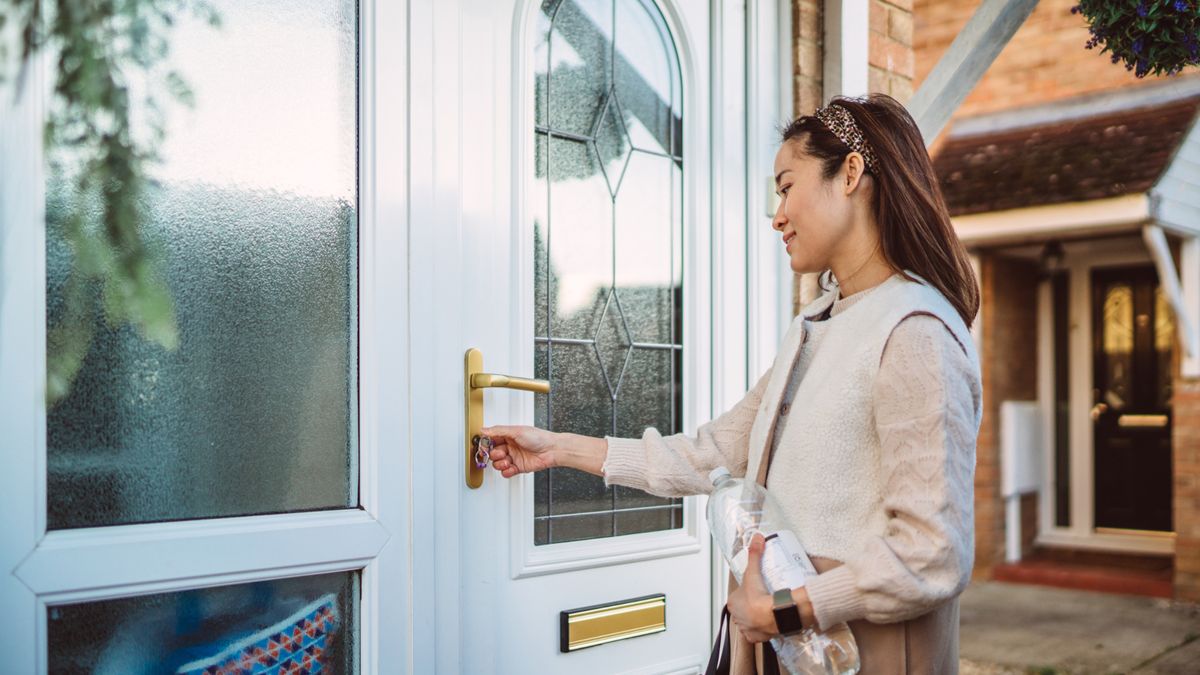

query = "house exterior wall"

[
  {"left": 1175, "top": 377, "right": 1200, "bottom": 601},
  {"left": 869, "top": 0, "right": 915, "bottom": 103},
  {"left": 794, "top": 0, "right": 823, "bottom": 116},
  {"left": 905, "top": 0, "right": 1200, "bottom": 600},
  {"left": 913, "top": 0, "right": 1200, "bottom": 131},
  {"left": 795, "top": 2, "right": 1200, "bottom": 596},
  {"left": 975, "top": 253, "right": 1040, "bottom": 578}
]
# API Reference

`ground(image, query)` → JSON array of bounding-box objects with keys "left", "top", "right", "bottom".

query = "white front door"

[
  {"left": 407, "top": 0, "right": 758, "bottom": 672},
  {"left": 0, "top": 1, "right": 410, "bottom": 671}
]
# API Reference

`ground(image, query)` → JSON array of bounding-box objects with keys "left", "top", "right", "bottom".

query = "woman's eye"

[{"left": 780, "top": 185, "right": 790, "bottom": 196}]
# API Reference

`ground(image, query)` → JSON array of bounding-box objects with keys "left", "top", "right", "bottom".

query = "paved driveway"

[{"left": 958, "top": 581, "right": 1200, "bottom": 674}]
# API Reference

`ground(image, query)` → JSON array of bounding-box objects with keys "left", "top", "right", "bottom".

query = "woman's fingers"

[
  {"left": 480, "top": 425, "right": 521, "bottom": 440},
  {"left": 742, "top": 533, "right": 766, "bottom": 590}
]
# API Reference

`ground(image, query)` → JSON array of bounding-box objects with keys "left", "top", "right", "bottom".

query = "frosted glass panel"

[
  {"left": 543, "top": 136, "right": 612, "bottom": 340},
  {"left": 533, "top": 0, "right": 683, "bottom": 546},
  {"left": 547, "top": 0, "right": 612, "bottom": 136},
  {"left": 49, "top": 571, "right": 357, "bottom": 674},
  {"left": 45, "top": 0, "right": 358, "bottom": 529}
]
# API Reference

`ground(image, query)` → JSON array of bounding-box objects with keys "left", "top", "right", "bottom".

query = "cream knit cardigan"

[{"left": 602, "top": 273, "right": 982, "bottom": 634}]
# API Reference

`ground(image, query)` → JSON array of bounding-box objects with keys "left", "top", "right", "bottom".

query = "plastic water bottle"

[{"left": 706, "top": 466, "right": 860, "bottom": 675}]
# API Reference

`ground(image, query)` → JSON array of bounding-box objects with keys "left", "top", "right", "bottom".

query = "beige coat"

[
  {"left": 726, "top": 281, "right": 968, "bottom": 674},
  {"left": 604, "top": 276, "right": 978, "bottom": 674}
]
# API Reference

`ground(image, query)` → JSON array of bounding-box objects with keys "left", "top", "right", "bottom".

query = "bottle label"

[{"left": 729, "top": 530, "right": 816, "bottom": 591}]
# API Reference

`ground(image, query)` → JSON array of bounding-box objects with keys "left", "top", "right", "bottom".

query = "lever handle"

[
  {"left": 464, "top": 348, "right": 550, "bottom": 489},
  {"left": 471, "top": 373, "right": 550, "bottom": 394}
]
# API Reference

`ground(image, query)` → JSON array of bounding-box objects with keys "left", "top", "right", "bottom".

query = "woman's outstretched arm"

[
  {"left": 601, "top": 367, "right": 772, "bottom": 495},
  {"left": 804, "top": 314, "right": 982, "bottom": 629},
  {"left": 484, "top": 366, "right": 774, "bottom": 496}
]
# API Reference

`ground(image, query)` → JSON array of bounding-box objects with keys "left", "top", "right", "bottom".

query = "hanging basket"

[{"left": 1072, "top": 1, "right": 1200, "bottom": 78}]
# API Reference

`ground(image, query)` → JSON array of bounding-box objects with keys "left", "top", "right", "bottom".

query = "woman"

[{"left": 483, "top": 93, "right": 982, "bottom": 675}]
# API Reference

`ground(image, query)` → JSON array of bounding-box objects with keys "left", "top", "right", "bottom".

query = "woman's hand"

[
  {"left": 727, "top": 533, "right": 779, "bottom": 643},
  {"left": 481, "top": 425, "right": 558, "bottom": 478}
]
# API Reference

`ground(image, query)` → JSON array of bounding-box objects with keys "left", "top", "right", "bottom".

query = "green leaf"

[{"left": 1, "top": 0, "right": 219, "bottom": 403}]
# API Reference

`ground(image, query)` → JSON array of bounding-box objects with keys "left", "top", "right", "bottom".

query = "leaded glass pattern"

[
  {"left": 532, "top": 0, "right": 684, "bottom": 546},
  {"left": 1101, "top": 284, "right": 1134, "bottom": 411}
]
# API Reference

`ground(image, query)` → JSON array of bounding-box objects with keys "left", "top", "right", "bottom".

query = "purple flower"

[
  {"left": 1133, "top": 38, "right": 1145, "bottom": 55},
  {"left": 1174, "top": 0, "right": 1189, "bottom": 11},
  {"left": 1137, "top": 2, "right": 1149, "bottom": 17}
]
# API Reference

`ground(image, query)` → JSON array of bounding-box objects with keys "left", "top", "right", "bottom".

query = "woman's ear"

[{"left": 843, "top": 153, "right": 866, "bottom": 195}]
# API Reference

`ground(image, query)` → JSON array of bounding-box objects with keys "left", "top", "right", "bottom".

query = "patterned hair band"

[{"left": 814, "top": 104, "right": 878, "bottom": 174}]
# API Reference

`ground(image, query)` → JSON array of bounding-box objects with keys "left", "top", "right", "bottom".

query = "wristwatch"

[{"left": 771, "top": 588, "right": 806, "bottom": 636}]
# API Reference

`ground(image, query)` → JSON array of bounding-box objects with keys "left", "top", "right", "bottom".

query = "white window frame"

[{"left": 0, "top": 2, "right": 412, "bottom": 672}]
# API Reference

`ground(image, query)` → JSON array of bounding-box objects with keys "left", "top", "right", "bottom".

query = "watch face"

[{"left": 771, "top": 591, "right": 805, "bottom": 635}]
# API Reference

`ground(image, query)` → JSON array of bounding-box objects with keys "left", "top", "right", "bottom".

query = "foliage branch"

[
  {"left": 0, "top": 0, "right": 218, "bottom": 404},
  {"left": 1073, "top": 1, "right": 1200, "bottom": 78}
]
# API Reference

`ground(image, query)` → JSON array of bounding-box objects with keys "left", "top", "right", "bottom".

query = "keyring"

[{"left": 473, "top": 435, "right": 493, "bottom": 469}]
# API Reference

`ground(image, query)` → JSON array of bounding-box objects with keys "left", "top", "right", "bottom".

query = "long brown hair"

[{"left": 780, "top": 93, "right": 979, "bottom": 326}]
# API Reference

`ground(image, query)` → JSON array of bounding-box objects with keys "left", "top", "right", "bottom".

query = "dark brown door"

[{"left": 1092, "top": 266, "right": 1174, "bottom": 532}]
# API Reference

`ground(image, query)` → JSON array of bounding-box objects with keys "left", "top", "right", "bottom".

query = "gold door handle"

[
  {"left": 1117, "top": 414, "right": 1169, "bottom": 428},
  {"left": 464, "top": 348, "right": 550, "bottom": 489},
  {"left": 1090, "top": 402, "right": 1109, "bottom": 421},
  {"left": 470, "top": 373, "right": 550, "bottom": 394}
]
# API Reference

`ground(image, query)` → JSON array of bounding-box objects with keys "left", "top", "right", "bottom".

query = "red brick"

[
  {"left": 913, "top": 0, "right": 1200, "bottom": 119},
  {"left": 889, "top": 7, "right": 914, "bottom": 47},
  {"left": 796, "top": 0, "right": 822, "bottom": 43},
  {"left": 870, "top": 0, "right": 888, "bottom": 35},
  {"left": 869, "top": 33, "right": 915, "bottom": 78}
]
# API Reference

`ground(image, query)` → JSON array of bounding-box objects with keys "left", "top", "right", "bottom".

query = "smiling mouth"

[{"left": 783, "top": 233, "right": 796, "bottom": 246}]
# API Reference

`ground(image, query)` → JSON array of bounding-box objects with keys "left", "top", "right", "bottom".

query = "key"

[{"left": 472, "top": 434, "right": 493, "bottom": 469}]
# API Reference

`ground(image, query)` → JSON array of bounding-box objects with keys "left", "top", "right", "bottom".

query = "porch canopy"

[{"left": 930, "top": 79, "right": 1200, "bottom": 375}]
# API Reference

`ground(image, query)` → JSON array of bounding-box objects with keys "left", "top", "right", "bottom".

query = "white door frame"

[
  {"left": 713, "top": 0, "right": 795, "bottom": 626},
  {"left": 0, "top": 2, "right": 411, "bottom": 671},
  {"left": 1034, "top": 237, "right": 1176, "bottom": 556}
]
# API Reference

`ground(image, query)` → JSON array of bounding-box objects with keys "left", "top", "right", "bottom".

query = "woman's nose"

[{"left": 771, "top": 205, "right": 787, "bottom": 231}]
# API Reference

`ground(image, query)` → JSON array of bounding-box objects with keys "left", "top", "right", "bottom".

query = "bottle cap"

[{"left": 708, "top": 466, "right": 732, "bottom": 486}]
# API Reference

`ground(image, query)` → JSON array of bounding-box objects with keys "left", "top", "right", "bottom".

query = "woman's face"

[{"left": 771, "top": 138, "right": 855, "bottom": 275}]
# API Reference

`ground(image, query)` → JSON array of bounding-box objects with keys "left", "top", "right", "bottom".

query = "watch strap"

[{"left": 771, "top": 588, "right": 805, "bottom": 636}]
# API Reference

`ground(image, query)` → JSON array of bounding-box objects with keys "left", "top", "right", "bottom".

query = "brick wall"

[
  {"left": 870, "top": 0, "right": 915, "bottom": 104},
  {"left": 794, "top": 0, "right": 823, "bottom": 116},
  {"left": 913, "top": 0, "right": 1200, "bottom": 138},
  {"left": 975, "top": 253, "right": 1040, "bottom": 578},
  {"left": 792, "top": 0, "right": 824, "bottom": 314},
  {"left": 1020, "top": 492, "right": 1038, "bottom": 558},
  {"left": 1174, "top": 376, "right": 1200, "bottom": 602}
]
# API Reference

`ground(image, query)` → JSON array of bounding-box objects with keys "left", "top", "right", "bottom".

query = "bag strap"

[
  {"left": 763, "top": 641, "right": 782, "bottom": 675},
  {"left": 704, "top": 605, "right": 732, "bottom": 675}
]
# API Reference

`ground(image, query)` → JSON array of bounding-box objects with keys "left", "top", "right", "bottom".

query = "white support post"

[
  {"left": 823, "top": 0, "right": 869, "bottom": 98},
  {"left": 1143, "top": 225, "right": 1200, "bottom": 377},
  {"left": 1005, "top": 496, "right": 1022, "bottom": 564},
  {"left": 1183, "top": 235, "right": 1200, "bottom": 377},
  {"left": 907, "top": 0, "right": 1039, "bottom": 146}
]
